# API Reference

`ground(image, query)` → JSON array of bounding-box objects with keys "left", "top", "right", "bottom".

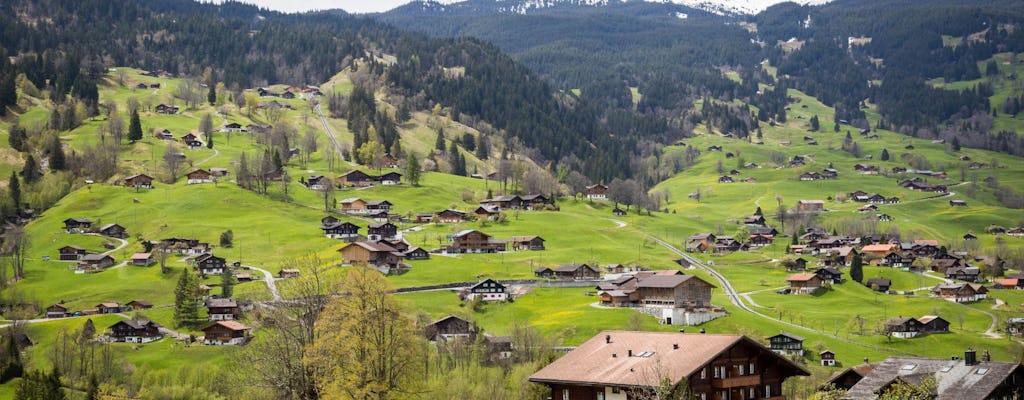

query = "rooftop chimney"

[
  {"left": 700, "top": 328, "right": 706, "bottom": 334},
  {"left": 628, "top": 349, "right": 633, "bottom": 357},
  {"left": 606, "top": 335, "right": 611, "bottom": 344},
  {"left": 964, "top": 349, "right": 977, "bottom": 366},
  {"left": 981, "top": 350, "right": 990, "bottom": 362}
]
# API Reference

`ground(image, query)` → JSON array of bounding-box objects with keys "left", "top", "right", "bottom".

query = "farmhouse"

[
  {"left": 844, "top": 351, "right": 1024, "bottom": 400},
  {"left": 945, "top": 265, "right": 980, "bottom": 282},
  {"left": 202, "top": 321, "right": 251, "bottom": 345},
  {"left": 814, "top": 267, "right": 843, "bottom": 284},
  {"left": 932, "top": 283, "right": 988, "bottom": 303},
  {"left": 365, "top": 200, "right": 393, "bottom": 214},
  {"left": 96, "top": 302, "right": 122, "bottom": 314},
  {"left": 768, "top": 332, "right": 805, "bottom": 357},
  {"left": 154, "top": 104, "right": 179, "bottom": 114},
  {"left": 474, "top": 205, "right": 501, "bottom": 220},
  {"left": 786, "top": 273, "right": 824, "bottom": 294},
  {"left": 194, "top": 253, "right": 227, "bottom": 276},
  {"left": 205, "top": 298, "right": 241, "bottom": 321},
  {"left": 529, "top": 331, "right": 809, "bottom": 400},
  {"left": 339, "top": 198, "right": 368, "bottom": 213},
  {"left": 446, "top": 230, "right": 506, "bottom": 253},
  {"left": 367, "top": 222, "right": 398, "bottom": 241},
  {"left": 464, "top": 279, "right": 507, "bottom": 301},
  {"left": 918, "top": 315, "right": 950, "bottom": 334},
  {"left": 63, "top": 218, "right": 92, "bottom": 232},
  {"left": 584, "top": 184, "right": 608, "bottom": 200},
  {"left": 379, "top": 172, "right": 402, "bottom": 185},
  {"left": 436, "top": 209, "right": 468, "bottom": 223},
  {"left": 743, "top": 214, "right": 767, "bottom": 226},
  {"left": 108, "top": 320, "right": 163, "bottom": 343},
  {"left": 45, "top": 304, "right": 70, "bottom": 318},
  {"left": 508, "top": 236, "right": 545, "bottom": 251},
  {"left": 125, "top": 300, "right": 153, "bottom": 310},
  {"left": 123, "top": 174, "right": 154, "bottom": 189},
  {"left": 633, "top": 274, "right": 720, "bottom": 325},
  {"left": 338, "top": 241, "right": 404, "bottom": 269},
  {"left": 884, "top": 317, "right": 923, "bottom": 338},
  {"left": 337, "top": 169, "right": 376, "bottom": 187},
  {"left": 796, "top": 200, "right": 824, "bottom": 213},
  {"left": 79, "top": 254, "right": 115, "bottom": 270},
  {"left": 424, "top": 315, "right": 477, "bottom": 342},
  {"left": 220, "top": 122, "right": 244, "bottom": 132},
  {"left": 686, "top": 233, "right": 716, "bottom": 253},
  {"left": 479, "top": 195, "right": 524, "bottom": 211},
  {"left": 1009, "top": 318, "right": 1024, "bottom": 336},
  {"left": 865, "top": 277, "right": 892, "bottom": 293},
  {"left": 186, "top": 169, "right": 213, "bottom": 184},
  {"left": 826, "top": 363, "right": 879, "bottom": 391},
  {"left": 99, "top": 223, "right": 127, "bottom": 238},
  {"left": 129, "top": 253, "right": 154, "bottom": 266},
  {"left": 58, "top": 245, "right": 89, "bottom": 261},
  {"left": 861, "top": 243, "right": 895, "bottom": 259},
  {"left": 993, "top": 278, "right": 1023, "bottom": 289},
  {"left": 160, "top": 237, "right": 210, "bottom": 255},
  {"left": 552, "top": 263, "right": 600, "bottom": 280},
  {"left": 820, "top": 350, "right": 837, "bottom": 367}
]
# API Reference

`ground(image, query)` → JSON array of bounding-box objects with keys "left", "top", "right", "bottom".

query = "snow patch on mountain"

[{"left": 418, "top": 0, "right": 833, "bottom": 15}]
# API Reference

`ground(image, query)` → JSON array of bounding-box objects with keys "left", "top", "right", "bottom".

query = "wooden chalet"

[
  {"left": 160, "top": 237, "right": 210, "bottom": 255},
  {"left": 533, "top": 266, "right": 555, "bottom": 279},
  {"left": 820, "top": 350, "right": 837, "bottom": 367},
  {"left": 768, "top": 332, "right": 805, "bottom": 357},
  {"left": 686, "top": 233, "right": 716, "bottom": 253},
  {"left": 884, "top": 317, "right": 923, "bottom": 338},
  {"left": 278, "top": 269, "right": 300, "bottom": 278},
  {"left": 337, "top": 169, "right": 376, "bottom": 187},
  {"left": 635, "top": 274, "right": 715, "bottom": 311},
  {"left": 186, "top": 169, "right": 213, "bottom": 184},
  {"left": 98, "top": 223, "right": 127, "bottom": 239},
  {"left": 446, "top": 230, "right": 505, "bottom": 253},
  {"left": 79, "top": 254, "right": 115, "bottom": 270},
  {"left": 748, "top": 234, "right": 774, "bottom": 247},
  {"left": 479, "top": 195, "right": 524, "bottom": 211},
  {"left": 403, "top": 247, "right": 429, "bottom": 260},
  {"left": 743, "top": 214, "right": 767, "bottom": 226},
  {"left": 813, "top": 267, "right": 843, "bottom": 284},
  {"left": 552, "top": 263, "right": 600, "bottom": 280},
  {"left": 1009, "top": 318, "right": 1024, "bottom": 336},
  {"left": 993, "top": 278, "right": 1024, "bottom": 290},
  {"left": 945, "top": 265, "right": 980, "bottom": 282},
  {"left": 123, "top": 174, "right": 154, "bottom": 189},
  {"left": 205, "top": 298, "right": 241, "bottom": 321},
  {"left": 796, "top": 200, "right": 824, "bottom": 212},
  {"left": 529, "top": 331, "right": 809, "bottom": 400},
  {"left": 125, "top": 300, "right": 153, "bottom": 310},
  {"left": 508, "top": 236, "right": 545, "bottom": 251},
  {"left": 464, "top": 279, "right": 507, "bottom": 301},
  {"left": 96, "top": 302, "right": 122, "bottom": 314},
  {"left": 365, "top": 200, "right": 393, "bottom": 213},
  {"left": 865, "top": 277, "right": 892, "bottom": 293},
  {"left": 520, "top": 194, "right": 549, "bottom": 210},
  {"left": 63, "top": 218, "right": 93, "bottom": 232},
  {"left": 611, "top": 207, "right": 627, "bottom": 216},
  {"left": 786, "top": 273, "right": 823, "bottom": 294},
  {"left": 339, "top": 198, "right": 368, "bottom": 213},
  {"left": 918, "top": 315, "right": 950, "bottom": 334},
  {"left": 584, "top": 184, "right": 608, "bottom": 200},
  {"left": 129, "top": 253, "right": 154, "bottom": 266},
  {"left": 58, "top": 245, "right": 89, "bottom": 261},
  {"left": 380, "top": 154, "right": 399, "bottom": 168},
  {"left": 220, "top": 122, "right": 244, "bottom": 132},
  {"left": 379, "top": 172, "right": 402, "bottom": 185},
  {"left": 436, "top": 209, "right": 468, "bottom": 223},
  {"left": 45, "top": 304, "right": 70, "bottom": 318},
  {"left": 424, "top": 315, "right": 477, "bottom": 342},
  {"left": 202, "top": 321, "right": 251, "bottom": 345},
  {"left": 474, "top": 205, "right": 501, "bottom": 220},
  {"left": 108, "top": 319, "right": 163, "bottom": 343},
  {"left": 338, "top": 241, "right": 404, "bottom": 269},
  {"left": 825, "top": 363, "right": 879, "bottom": 391},
  {"left": 932, "top": 283, "right": 988, "bottom": 303},
  {"left": 194, "top": 253, "right": 227, "bottom": 276},
  {"left": 367, "top": 222, "right": 398, "bottom": 241},
  {"left": 154, "top": 104, "right": 179, "bottom": 114},
  {"left": 322, "top": 221, "right": 360, "bottom": 240}
]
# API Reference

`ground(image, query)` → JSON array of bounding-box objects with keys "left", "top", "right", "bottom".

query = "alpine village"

[{"left": 1, "top": 0, "right": 1024, "bottom": 399}]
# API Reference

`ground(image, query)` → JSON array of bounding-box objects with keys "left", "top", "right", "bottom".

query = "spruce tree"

[
  {"left": 19, "top": 155, "right": 41, "bottom": 184},
  {"left": 207, "top": 83, "right": 217, "bottom": 105},
  {"left": 881, "top": 148, "right": 890, "bottom": 161},
  {"left": 8, "top": 172, "right": 20, "bottom": 208},
  {"left": 435, "top": 128, "right": 445, "bottom": 152},
  {"left": 850, "top": 254, "right": 864, "bottom": 283},
  {"left": 128, "top": 109, "right": 142, "bottom": 143},
  {"left": 174, "top": 268, "right": 199, "bottom": 326},
  {"left": 405, "top": 153, "right": 421, "bottom": 186},
  {"left": 7, "top": 124, "right": 26, "bottom": 152},
  {"left": 221, "top": 268, "right": 234, "bottom": 298},
  {"left": 48, "top": 139, "right": 66, "bottom": 171}
]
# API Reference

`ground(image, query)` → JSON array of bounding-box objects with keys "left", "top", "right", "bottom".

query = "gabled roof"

[
  {"left": 204, "top": 320, "right": 250, "bottom": 332},
  {"left": 81, "top": 253, "right": 113, "bottom": 262},
  {"left": 844, "top": 356, "right": 1023, "bottom": 400},
  {"left": 636, "top": 274, "right": 714, "bottom": 289},
  {"left": 786, "top": 273, "right": 819, "bottom": 282},
  {"left": 112, "top": 319, "right": 161, "bottom": 330},
  {"left": 529, "top": 331, "right": 809, "bottom": 388},
  {"left": 769, "top": 332, "right": 804, "bottom": 341},
  {"left": 553, "top": 263, "right": 597, "bottom": 273},
  {"left": 205, "top": 298, "right": 238, "bottom": 308}
]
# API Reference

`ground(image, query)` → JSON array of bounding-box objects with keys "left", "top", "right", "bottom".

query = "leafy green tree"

[
  {"left": 127, "top": 109, "right": 142, "bottom": 143},
  {"left": 221, "top": 268, "right": 234, "bottom": 298},
  {"left": 850, "top": 254, "right": 864, "bottom": 283},
  {"left": 19, "top": 155, "right": 42, "bottom": 184},
  {"left": 405, "top": 153, "right": 422, "bottom": 186}
]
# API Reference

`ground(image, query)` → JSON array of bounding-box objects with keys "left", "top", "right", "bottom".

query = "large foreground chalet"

[{"left": 530, "top": 330, "right": 809, "bottom": 400}]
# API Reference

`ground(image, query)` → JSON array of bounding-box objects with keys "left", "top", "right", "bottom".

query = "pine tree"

[
  {"left": 405, "top": 153, "right": 422, "bottom": 186},
  {"left": 850, "top": 254, "right": 864, "bottom": 283},
  {"left": 48, "top": 139, "right": 66, "bottom": 171},
  {"left": 19, "top": 155, "right": 42, "bottom": 184},
  {"left": 221, "top": 268, "right": 234, "bottom": 298},
  {"left": 475, "top": 135, "right": 488, "bottom": 160},
  {"left": 435, "top": 128, "right": 445, "bottom": 152},
  {"left": 8, "top": 172, "right": 20, "bottom": 208},
  {"left": 206, "top": 133, "right": 214, "bottom": 149},
  {"left": 7, "top": 124, "right": 26, "bottom": 152},
  {"left": 128, "top": 109, "right": 142, "bottom": 143},
  {"left": 881, "top": 148, "right": 890, "bottom": 161},
  {"left": 174, "top": 268, "right": 199, "bottom": 326},
  {"left": 207, "top": 83, "right": 217, "bottom": 105}
]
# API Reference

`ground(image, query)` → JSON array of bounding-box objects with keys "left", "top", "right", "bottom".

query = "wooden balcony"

[{"left": 710, "top": 374, "right": 761, "bottom": 389}]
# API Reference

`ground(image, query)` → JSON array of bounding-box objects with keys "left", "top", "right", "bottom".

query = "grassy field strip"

[{"left": 651, "top": 235, "right": 921, "bottom": 356}]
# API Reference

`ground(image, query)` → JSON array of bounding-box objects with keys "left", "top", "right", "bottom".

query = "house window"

[
  {"left": 612, "top": 387, "right": 620, "bottom": 394},
  {"left": 597, "top": 391, "right": 605, "bottom": 400},
  {"left": 739, "top": 364, "right": 745, "bottom": 375},
  {"left": 713, "top": 366, "right": 720, "bottom": 378},
  {"left": 765, "top": 384, "right": 771, "bottom": 397},
  {"left": 700, "top": 368, "right": 707, "bottom": 379},
  {"left": 563, "top": 389, "right": 569, "bottom": 400},
  {"left": 749, "top": 387, "right": 755, "bottom": 399},
  {"left": 699, "top": 393, "right": 706, "bottom": 400},
  {"left": 749, "top": 363, "right": 755, "bottom": 374}
]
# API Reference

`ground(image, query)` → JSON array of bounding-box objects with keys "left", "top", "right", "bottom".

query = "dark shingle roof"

[{"left": 843, "top": 357, "right": 1023, "bottom": 399}]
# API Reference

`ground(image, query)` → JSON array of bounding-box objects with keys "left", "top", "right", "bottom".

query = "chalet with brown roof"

[
  {"left": 796, "top": 200, "right": 824, "bottom": 213},
  {"left": 844, "top": 352, "right": 1024, "bottom": 399},
  {"left": 436, "top": 209, "right": 468, "bottom": 223},
  {"left": 108, "top": 319, "right": 163, "bottom": 343},
  {"left": 186, "top": 169, "right": 212, "bottom": 184},
  {"left": 945, "top": 265, "right": 980, "bottom": 282},
  {"left": 59, "top": 245, "right": 89, "bottom": 261},
  {"left": 508, "top": 236, "right": 545, "bottom": 251},
  {"left": 202, "top": 321, "right": 251, "bottom": 345},
  {"left": 686, "top": 233, "right": 716, "bottom": 253},
  {"left": 993, "top": 278, "right": 1023, "bottom": 290},
  {"left": 365, "top": 200, "right": 393, "bottom": 214},
  {"left": 278, "top": 269, "right": 300, "bottom": 279},
  {"left": 932, "top": 283, "right": 987, "bottom": 303},
  {"left": 861, "top": 243, "right": 895, "bottom": 259},
  {"left": 45, "top": 304, "right": 69, "bottom": 318},
  {"left": 129, "top": 253, "right": 154, "bottom": 266},
  {"left": 529, "top": 331, "right": 809, "bottom": 400},
  {"left": 124, "top": 174, "right": 154, "bottom": 189},
  {"left": 338, "top": 198, "right": 368, "bottom": 213},
  {"left": 125, "top": 300, "right": 153, "bottom": 310},
  {"left": 963, "top": 232, "right": 978, "bottom": 240},
  {"left": 635, "top": 274, "right": 715, "bottom": 313},
  {"left": 884, "top": 317, "right": 923, "bottom": 338},
  {"left": 321, "top": 221, "right": 359, "bottom": 240},
  {"left": 533, "top": 266, "right": 555, "bottom": 279},
  {"left": 446, "top": 230, "right": 505, "bottom": 253},
  {"left": 553, "top": 263, "right": 600, "bottom": 280},
  {"left": 367, "top": 222, "right": 398, "bottom": 241},
  {"left": 79, "top": 254, "right": 115, "bottom": 270},
  {"left": 206, "top": 298, "right": 241, "bottom": 321},
  {"left": 63, "top": 218, "right": 92, "bottom": 232},
  {"left": 194, "top": 253, "right": 227, "bottom": 276},
  {"left": 768, "top": 332, "right": 805, "bottom": 357},
  {"left": 424, "top": 315, "right": 477, "bottom": 342},
  {"left": 1009, "top": 318, "right": 1024, "bottom": 336},
  {"left": 160, "top": 237, "right": 210, "bottom": 255},
  {"left": 814, "top": 267, "right": 843, "bottom": 284},
  {"left": 338, "top": 241, "right": 404, "bottom": 269},
  {"left": 154, "top": 104, "right": 179, "bottom": 114},
  {"left": 1008, "top": 227, "right": 1024, "bottom": 237},
  {"left": 96, "top": 302, "right": 122, "bottom": 314},
  {"left": 612, "top": 207, "right": 627, "bottom": 216},
  {"left": 918, "top": 315, "right": 950, "bottom": 334},
  {"left": 743, "top": 214, "right": 767, "bottom": 226},
  {"left": 337, "top": 169, "right": 376, "bottom": 187},
  {"left": 474, "top": 205, "right": 501, "bottom": 220},
  {"left": 786, "top": 273, "right": 824, "bottom": 294},
  {"left": 865, "top": 277, "right": 892, "bottom": 293},
  {"left": 584, "top": 184, "right": 608, "bottom": 200},
  {"left": 98, "top": 223, "right": 127, "bottom": 239},
  {"left": 748, "top": 234, "right": 774, "bottom": 248},
  {"left": 825, "top": 363, "right": 879, "bottom": 391},
  {"left": 821, "top": 350, "right": 837, "bottom": 367},
  {"left": 479, "top": 195, "right": 524, "bottom": 211}
]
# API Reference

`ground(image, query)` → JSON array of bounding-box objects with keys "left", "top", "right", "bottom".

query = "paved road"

[{"left": 313, "top": 104, "right": 356, "bottom": 167}]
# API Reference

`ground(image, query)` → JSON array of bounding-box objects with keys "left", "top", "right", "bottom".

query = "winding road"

[{"left": 244, "top": 265, "right": 282, "bottom": 302}]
